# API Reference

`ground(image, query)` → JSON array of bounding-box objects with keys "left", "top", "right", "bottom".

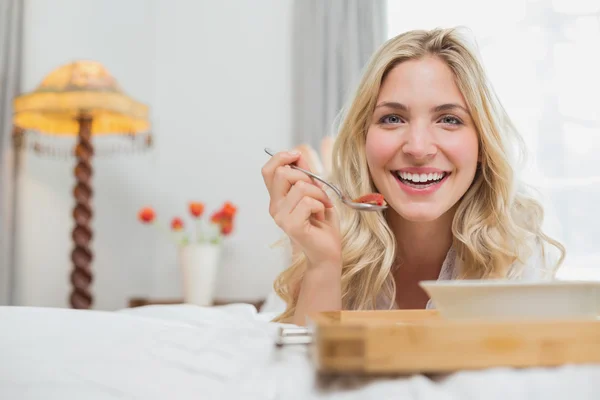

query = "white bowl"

[{"left": 419, "top": 280, "right": 600, "bottom": 320}]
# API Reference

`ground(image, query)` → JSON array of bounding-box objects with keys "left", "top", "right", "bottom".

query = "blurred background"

[{"left": 0, "top": 0, "right": 598, "bottom": 311}]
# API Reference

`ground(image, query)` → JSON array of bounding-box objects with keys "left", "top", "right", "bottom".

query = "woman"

[{"left": 261, "top": 28, "right": 565, "bottom": 326}]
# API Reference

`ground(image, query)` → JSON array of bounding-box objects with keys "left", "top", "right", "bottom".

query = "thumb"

[
  {"left": 294, "top": 153, "right": 327, "bottom": 190},
  {"left": 294, "top": 152, "right": 312, "bottom": 172}
]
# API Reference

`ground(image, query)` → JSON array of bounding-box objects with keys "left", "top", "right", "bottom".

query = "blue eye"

[
  {"left": 379, "top": 114, "right": 403, "bottom": 124},
  {"left": 439, "top": 115, "right": 462, "bottom": 125}
]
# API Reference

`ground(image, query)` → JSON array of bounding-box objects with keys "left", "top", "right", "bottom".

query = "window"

[{"left": 387, "top": 0, "right": 600, "bottom": 279}]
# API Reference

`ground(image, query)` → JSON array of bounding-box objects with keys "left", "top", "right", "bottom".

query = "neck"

[{"left": 387, "top": 207, "right": 455, "bottom": 279}]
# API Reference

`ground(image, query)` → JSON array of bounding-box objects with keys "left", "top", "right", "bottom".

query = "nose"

[{"left": 401, "top": 125, "right": 437, "bottom": 160}]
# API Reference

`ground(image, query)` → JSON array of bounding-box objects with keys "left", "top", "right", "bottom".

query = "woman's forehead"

[{"left": 377, "top": 57, "right": 467, "bottom": 108}]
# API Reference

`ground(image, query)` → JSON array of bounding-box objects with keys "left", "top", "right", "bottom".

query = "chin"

[{"left": 391, "top": 204, "right": 447, "bottom": 222}]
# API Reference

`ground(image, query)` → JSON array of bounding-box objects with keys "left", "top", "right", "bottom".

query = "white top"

[{"left": 377, "top": 239, "right": 559, "bottom": 310}]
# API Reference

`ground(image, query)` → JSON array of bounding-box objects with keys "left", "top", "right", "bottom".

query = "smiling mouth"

[{"left": 393, "top": 171, "right": 450, "bottom": 188}]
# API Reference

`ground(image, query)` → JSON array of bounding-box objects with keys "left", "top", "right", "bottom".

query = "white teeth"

[{"left": 397, "top": 171, "right": 446, "bottom": 184}]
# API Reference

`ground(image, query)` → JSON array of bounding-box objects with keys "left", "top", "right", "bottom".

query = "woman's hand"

[{"left": 261, "top": 150, "right": 342, "bottom": 267}]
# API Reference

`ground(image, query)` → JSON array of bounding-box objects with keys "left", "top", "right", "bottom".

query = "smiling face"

[{"left": 365, "top": 56, "right": 479, "bottom": 222}]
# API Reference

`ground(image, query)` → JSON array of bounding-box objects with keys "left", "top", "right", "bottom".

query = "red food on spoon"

[{"left": 353, "top": 193, "right": 386, "bottom": 206}]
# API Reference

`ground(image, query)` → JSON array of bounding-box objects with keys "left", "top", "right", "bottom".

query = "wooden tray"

[{"left": 306, "top": 310, "right": 600, "bottom": 375}]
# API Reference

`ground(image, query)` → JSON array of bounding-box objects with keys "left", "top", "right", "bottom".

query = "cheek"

[
  {"left": 443, "top": 131, "right": 479, "bottom": 173},
  {"left": 365, "top": 128, "right": 399, "bottom": 168}
]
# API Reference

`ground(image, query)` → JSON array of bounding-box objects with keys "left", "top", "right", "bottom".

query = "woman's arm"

[{"left": 292, "top": 261, "right": 342, "bottom": 326}]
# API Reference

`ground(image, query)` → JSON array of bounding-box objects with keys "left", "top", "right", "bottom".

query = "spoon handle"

[{"left": 264, "top": 148, "right": 343, "bottom": 199}]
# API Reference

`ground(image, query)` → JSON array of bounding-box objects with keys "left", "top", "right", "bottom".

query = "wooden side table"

[{"left": 128, "top": 297, "right": 265, "bottom": 311}]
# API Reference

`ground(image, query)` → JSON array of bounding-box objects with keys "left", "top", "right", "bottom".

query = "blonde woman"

[{"left": 261, "top": 28, "right": 565, "bottom": 326}]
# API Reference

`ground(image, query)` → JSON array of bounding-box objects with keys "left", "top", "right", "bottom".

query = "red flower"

[
  {"left": 171, "top": 217, "right": 184, "bottom": 231},
  {"left": 211, "top": 202, "right": 237, "bottom": 236},
  {"left": 189, "top": 202, "right": 205, "bottom": 218},
  {"left": 138, "top": 207, "right": 155, "bottom": 223},
  {"left": 211, "top": 210, "right": 226, "bottom": 224},
  {"left": 220, "top": 219, "right": 234, "bottom": 236},
  {"left": 222, "top": 202, "right": 237, "bottom": 218}
]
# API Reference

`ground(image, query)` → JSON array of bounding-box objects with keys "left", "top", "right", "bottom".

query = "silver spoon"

[{"left": 264, "top": 148, "right": 387, "bottom": 212}]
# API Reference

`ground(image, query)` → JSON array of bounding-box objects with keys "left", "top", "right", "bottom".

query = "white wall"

[{"left": 17, "top": 0, "right": 293, "bottom": 310}]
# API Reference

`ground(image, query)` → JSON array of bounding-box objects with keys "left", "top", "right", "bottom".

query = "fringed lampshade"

[{"left": 12, "top": 60, "right": 152, "bottom": 309}]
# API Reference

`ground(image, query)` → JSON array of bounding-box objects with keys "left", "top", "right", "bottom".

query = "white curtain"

[
  {"left": 292, "top": 0, "right": 388, "bottom": 150},
  {"left": 0, "top": 0, "right": 23, "bottom": 305},
  {"left": 387, "top": 0, "right": 600, "bottom": 279}
]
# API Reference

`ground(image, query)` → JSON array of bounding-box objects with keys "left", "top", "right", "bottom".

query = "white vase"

[{"left": 179, "top": 243, "right": 221, "bottom": 306}]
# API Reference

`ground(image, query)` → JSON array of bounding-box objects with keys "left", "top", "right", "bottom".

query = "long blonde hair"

[{"left": 272, "top": 27, "right": 565, "bottom": 323}]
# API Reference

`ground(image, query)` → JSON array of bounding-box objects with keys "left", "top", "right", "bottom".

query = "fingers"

[
  {"left": 261, "top": 150, "right": 301, "bottom": 188},
  {"left": 293, "top": 150, "right": 316, "bottom": 174},
  {"left": 293, "top": 144, "right": 323, "bottom": 175},
  {"left": 274, "top": 193, "right": 327, "bottom": 238},
  {"left": 262, "top": 150, "right": 327, "bottom": 219},
  {"left": 269, "top": 167, "right": 314, "bottom": 202},
  {"left": 290, "top": 197, "right": 326, "bottom": 229},
  {"left": 261, "top": 149, "right": 318, "bottom": 187},
  {"left": 276, "top": 181, "right": 332, "bottom": 218}
]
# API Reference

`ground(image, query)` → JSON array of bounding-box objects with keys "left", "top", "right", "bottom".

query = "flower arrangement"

[{"left": 137, "top": 201, "right": 237, "bottom": 246}]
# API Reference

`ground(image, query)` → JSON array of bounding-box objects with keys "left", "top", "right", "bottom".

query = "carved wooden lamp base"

[{"left": 69, "top": 113, "right": 94, "bottom": 309}]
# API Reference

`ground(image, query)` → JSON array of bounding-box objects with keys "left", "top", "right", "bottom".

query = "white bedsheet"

[{"left": 1, "top": 304, "right": 600, "bottom": 399}]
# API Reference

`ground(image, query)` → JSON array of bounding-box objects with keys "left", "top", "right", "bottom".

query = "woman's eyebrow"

[
  {"left": 374, "top": 101, "right": 408, "bottom": 111},
  {"left": 431, "top": 103, "right": 469, "bottom": 114},
  {"left": 374, "top": 102, "right": 469, "bottom": 114}
]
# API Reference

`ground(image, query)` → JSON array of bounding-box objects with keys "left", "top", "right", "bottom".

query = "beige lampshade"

[{"left": 13, "top": 60, "right": 150, "bottom": 136}]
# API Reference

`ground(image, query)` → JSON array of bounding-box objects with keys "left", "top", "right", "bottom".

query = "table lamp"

[{"left": 12, "top": 60, "right": 152, "bottom": 309}]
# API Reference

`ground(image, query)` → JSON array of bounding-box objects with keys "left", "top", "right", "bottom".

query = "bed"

[{"left": 2, "top": 301, "right": 600, "bottom": 399}]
